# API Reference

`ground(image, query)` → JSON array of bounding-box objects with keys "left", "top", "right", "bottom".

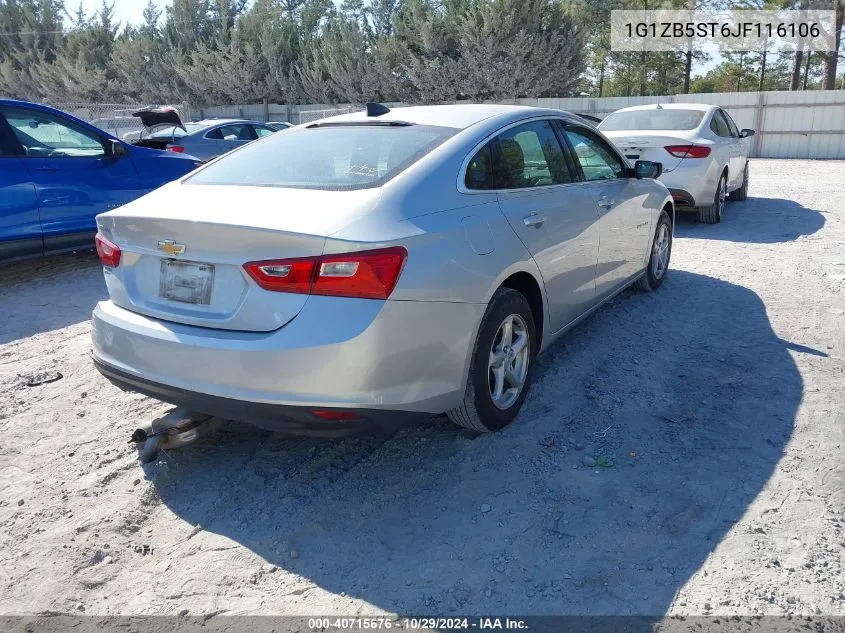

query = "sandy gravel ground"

[{"left": 0, "top": 159, "right": 843, "bottom": 619}]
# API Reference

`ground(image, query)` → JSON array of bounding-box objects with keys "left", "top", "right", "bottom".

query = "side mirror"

[
  {"left": 740, "top": 129, "right": 755, "bottom": 138},
  {"left": 635, "top": 160, "right": 662, "bottom": 180},
  {"left": 106, "top": 139, "right": 128, "bottom": 157}
]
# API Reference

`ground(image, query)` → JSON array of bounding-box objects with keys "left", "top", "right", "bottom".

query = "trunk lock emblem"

[{"left": 157, "top": 240, "right": 186, "bottom": 256}]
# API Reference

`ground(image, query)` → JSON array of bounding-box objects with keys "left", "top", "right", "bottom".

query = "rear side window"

[
  {"left": 206, "top": 124, "right": 255, "bottom": 141},
  {"left": 710, "top": 111, "right": 732, "bottom": 137},
  {"left": 599, "top": 109, "right": 705, "bottom": 131},
  {"left": 491, "top": 120, "right": 571, "bottom": 189},
  {"left": 465, "top": 143, "right": 493, "bottom": 190},
  {"left": 188, "top": 124, "right": 457, "bottom": 190}
]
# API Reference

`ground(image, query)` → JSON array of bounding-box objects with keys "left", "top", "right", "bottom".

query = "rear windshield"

[
  {"left": 186, "top": 124, "right": 457, "bottom": 190},
  {"left": 149, "top": 123, "right": 205, "bottom": 138},
  {"left": 599, "top": 109, "right": 705, "bottom": 131}
]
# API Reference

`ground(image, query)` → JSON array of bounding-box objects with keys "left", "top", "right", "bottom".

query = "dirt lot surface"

[{"left": 0, "top": 159, "right": 843, "bottom": 619}]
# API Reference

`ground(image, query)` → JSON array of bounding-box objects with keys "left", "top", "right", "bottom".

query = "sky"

[{"left": 77, "top": 0, "right": 171, "bottom": 26}]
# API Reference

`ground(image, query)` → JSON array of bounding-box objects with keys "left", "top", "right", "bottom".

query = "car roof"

[
  {"left": 314, "top": 104, "right": 584, "bottom": 130},
  {"left": 195, "top": 118, "right": 261, "bottom": 126},
  {"left": 0, "top": 98, "right": 52, "bottom": 111},
  {"left": 611, "top": 103, "right": 716, "bottom": 113}
]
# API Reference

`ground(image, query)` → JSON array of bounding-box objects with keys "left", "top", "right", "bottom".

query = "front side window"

[
  {"left": 564, "top": 127, "right": 625, "bottom": 181},
  {"left": 188, "top": 124, "right": 457, "bottom": 190},
  {"left": 710, "top": 111, "right": 732, "bottom": 137},
  {"left": 253, "top": 125, "right": 275, "bottom": 138},
  {"left": 491, "top": 120, "right": 571, "bottom": 189},
  {"left": 722, "top": 110, "right": 740, "bottom": 137},
  {"left": 0, "top": 108, "right": 105, "bottom": 157}
]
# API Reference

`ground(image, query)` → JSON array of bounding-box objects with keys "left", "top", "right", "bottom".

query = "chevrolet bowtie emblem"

[{"left": 157, "top": 240, "right": 186, "bottom": 256}]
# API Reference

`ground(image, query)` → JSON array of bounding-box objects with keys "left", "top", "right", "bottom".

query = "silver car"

[{"left": 91, "top": 104, "right": 674, "bottom": 435}]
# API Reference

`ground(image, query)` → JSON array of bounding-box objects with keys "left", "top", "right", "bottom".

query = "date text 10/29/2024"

[{"left": 308, "top": 617, "right": 528, "bottom": 630}]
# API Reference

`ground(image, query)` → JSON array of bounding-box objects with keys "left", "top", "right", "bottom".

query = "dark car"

[
  {"left": 0, "top": 99, "right": 201, "bottom": 263},
  {"left": 128, "top": 106, "right": 278, "bottom": 161}
]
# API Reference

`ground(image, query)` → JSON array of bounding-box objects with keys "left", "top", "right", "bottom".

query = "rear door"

[
  {"left": 0, "top": 116, "right": 41, "bottom": 261},
  {"left": 561, "top": 123, "right": 652, "bottom": 299},
  {"left": 1, "top": 106, "right": 142, "bottom": 254},
  {"left": 488, "top": 118, "right": 600, "bottom": 333}
]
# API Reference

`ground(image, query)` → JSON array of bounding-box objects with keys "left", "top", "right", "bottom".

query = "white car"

[{"left": 598, "top": 104, "right": 754, "bottom": 224}]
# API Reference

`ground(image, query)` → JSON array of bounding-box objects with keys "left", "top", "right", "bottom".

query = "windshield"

[
  {"left": 187, "top": 124, "right": 457, "bottom": 190},
  {"left": 599, "top": 109, "right": 705, "bottom": 131}
]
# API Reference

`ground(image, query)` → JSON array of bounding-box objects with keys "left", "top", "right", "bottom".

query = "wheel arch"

[{"left": 498, "top": 270, "right": 545, "bottom": 349}]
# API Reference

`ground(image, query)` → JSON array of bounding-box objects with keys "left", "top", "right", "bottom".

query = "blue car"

[{"left": 0, "top": 99, "right": 201, "bottom": 263}]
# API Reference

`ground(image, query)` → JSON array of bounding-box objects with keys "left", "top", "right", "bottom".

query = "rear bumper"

[
  {"left": 660, "top": 158, "right": 721, "bottom": 208},
  {"left": 91, "top": 297, "right": 484, "bottom": 433},
  {"left": 668, "top": 188, "right": 696, "bottom": 208},
  {"left": 93, "top": 356, "right": 431, "bottom": 436}
]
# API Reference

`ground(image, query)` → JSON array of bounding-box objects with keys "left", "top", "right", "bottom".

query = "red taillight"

[
  {"left": 665, "top": 144, "right": 711, "bottom": 158},
  {"left": 95, "top": 232, "right": 121, "bottom": 267},
  {"left": 310, "top": 410, "right": 363, "bottom": 421},
  {"left": 167, "top": 145, "right": 185, "bottom": 153},
  {"left": 243, "top": 247, "right": 407, "bottom": 300},
  {"left": 313, "top": 247, "right": 407, "bottom": 299},
  {"left": 242, "top": 257, "right": 316, "bottom": 294}
]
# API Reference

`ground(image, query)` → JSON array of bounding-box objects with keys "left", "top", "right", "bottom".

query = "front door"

[
  {"left": 720, "top": 109, "right": 746, "bottom": 188},
  {"left": 0, "top": 106, "right": 142, "bottom": 254},
  {"left": 561, "top": 124, "right": 653, "bottom": 299},
  {"left": 490, "top": 119, "right": 600, "bottom": 333},
  {"left": 0, "top": 116, "right": 40, "bottom": 261}
]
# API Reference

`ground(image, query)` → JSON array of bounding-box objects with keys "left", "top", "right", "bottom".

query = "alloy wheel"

[
  {"left": 716, "top": 176, "right": 726, "bottom": 219},
  {"left": 651, "top": 223, "right": 670, "bottom": 280},
  {"left": 488, "top": 314, "right": 530, "bottom": 410}
]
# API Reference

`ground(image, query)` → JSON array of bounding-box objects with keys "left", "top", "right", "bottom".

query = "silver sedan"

[{"left": 91, "top": 104, "right": 674, "bottom": 435}]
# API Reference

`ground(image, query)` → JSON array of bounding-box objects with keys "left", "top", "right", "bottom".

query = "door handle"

[
  {"left": 33, "top": 166, "right": 57, "bottom": 172},
  {"left": 598, "top": 197, "right": 615, "bottom": 209},
  {"left": 523, "top": 213, "right": 547, "bottom": 227}
]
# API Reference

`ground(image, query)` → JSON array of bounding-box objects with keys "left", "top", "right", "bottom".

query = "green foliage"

[
  {"left": 0, "top": 0, "right": 838, "bottom": 105},
  {"left": 0, "top": 0, "right": 585, "bottom": 104}
]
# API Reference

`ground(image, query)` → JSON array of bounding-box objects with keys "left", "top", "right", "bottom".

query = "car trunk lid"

[
  {"left": 131, "top": 106, "right": 187, "bottom": 150},
  {"left": 601, "top": 132, "right": 693, "bottom": 173},
  {"left": 96, "top": 182, "right": 382, "bottom": 332}
]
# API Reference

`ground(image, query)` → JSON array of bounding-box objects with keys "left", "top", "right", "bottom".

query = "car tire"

[
  {"left": 729, "top": 162, "right": 749, "bottom": 201},
  {"left": 635, "top": 210, "right": 673, "bottom": 292},
  {"left": 697, "top": 172, "right": 726, "bottom": 224},
  {"left": 447, "top": 287, "right": 537, "bottom": 433}
]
